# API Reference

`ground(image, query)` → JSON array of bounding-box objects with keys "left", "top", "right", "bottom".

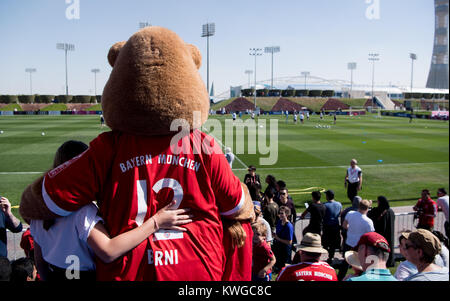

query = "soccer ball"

[
  {"left": 0, "top": 130, "right": 3, "bottom": 134},
  {"left": 41, "top": 132, "right": 45, "bottom": 136}
]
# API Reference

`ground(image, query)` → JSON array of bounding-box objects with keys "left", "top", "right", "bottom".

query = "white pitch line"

[
  {"left": 231, "top": 161, "right": 449, "bottom": 171},
  {"left": 201, "top": 127, "right": 248, "bottom": 169},
  {"left": 1, "top": 162, "right": 447, "bottom": 175},
  {"left": 0, "top": 172, "right": 42, "bottom": 175}
]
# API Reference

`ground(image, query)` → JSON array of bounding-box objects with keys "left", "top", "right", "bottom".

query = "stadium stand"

[
  {"left": 374, "top": 95, "right": 396, "bottom": 110},
  {"left": 320, "top": 99, "right": 350, "bottom": 111},
  {"left": 20, "top": 104, "right": 49, "bottom": 111},
  {"left": 270, "top": 98, "right": 304, "bottom": 112},
  {"left": 66, "top": 103, "right": 96, "bottom": 111},
  {"left": 223, "top": 97, "right": 255, "bottom": 113}
]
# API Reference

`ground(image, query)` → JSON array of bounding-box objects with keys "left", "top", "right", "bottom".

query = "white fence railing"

[{"left": 6, "top": 212, "right": 447, "bottom": 261}]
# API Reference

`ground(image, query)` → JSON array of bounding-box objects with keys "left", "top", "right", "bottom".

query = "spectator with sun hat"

[
  {"left": 276, "top": 232, "right": 337, "bottom": 281},
  {"left": 403, "top": 229, "right": 449, "bottom": 281}
]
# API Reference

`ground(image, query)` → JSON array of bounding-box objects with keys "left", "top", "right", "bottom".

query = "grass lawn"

[{"left": 0, "top": 113, "right": 448, "bottom": 221}]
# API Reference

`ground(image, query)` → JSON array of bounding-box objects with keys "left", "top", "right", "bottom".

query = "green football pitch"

[{"left": 0, "top": 113, "right": 448, "bottom": 221}]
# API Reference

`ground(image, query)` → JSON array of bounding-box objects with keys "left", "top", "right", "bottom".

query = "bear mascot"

[{"left": 19, "top": 26, "right": 254, "bottom": 281}]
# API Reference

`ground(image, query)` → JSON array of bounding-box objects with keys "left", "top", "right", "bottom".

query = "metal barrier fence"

[{"left": 6, "top": 211, "right": 447, "bottom": 261}]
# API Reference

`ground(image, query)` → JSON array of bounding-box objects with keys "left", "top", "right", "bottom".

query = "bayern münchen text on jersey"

[{"left": 119, "top": 154, "right": 201, "bottom": 173}]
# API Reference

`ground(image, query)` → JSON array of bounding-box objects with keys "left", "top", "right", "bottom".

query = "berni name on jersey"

[{"left": 119, "top": 154, "right": 202, "bottom": 173}]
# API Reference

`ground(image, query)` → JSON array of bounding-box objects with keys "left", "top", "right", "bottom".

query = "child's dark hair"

[
  {"left": 45, "top": 140, "right": 89, "bottom": 230},
  {"left": 53, "top": 140, "right": 89, "bottom": 168},
  {"left": 10, "top": 257, "right": 35, "bottom": 282}
]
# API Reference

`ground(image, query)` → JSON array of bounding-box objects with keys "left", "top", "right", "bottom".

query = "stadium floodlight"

[
  {"left": 368, "top": 53, "right": 380, "bottom": 108},
  {"left": 347, "top": 63, "right": 357, "bottom": 98},
  {"left": 25, "top": 68, "right": 37, "bottom": 95},
  {"left": 409, "top": 53, "right": 417, "bottom": 93},
  {"left": 139, "top": 22, "right": 151, "bottom": 29},
  {"left": 301, "top": 71, "right": 310, "bottom": 90},
  {"left": 202, "top": 23, "right": 215, "bottom": 97},
  {"left": 56, "top": 43, "right": 75, "bottom": 96},
  {"left": 264, "top": 46, "right": 280, "bottom": 89},
  {"left": 245, "top": 70, "right": 253, "bottom": 88},
  {"left": 91, "top": 69, "right": 100, "bottom": 99},
  {"left": 249, "top": 48, "right": 263, "bottom": 109}
]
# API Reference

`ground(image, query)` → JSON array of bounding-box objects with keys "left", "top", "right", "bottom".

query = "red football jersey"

[
  {"left": 276, "top": 261, "right": 338, "bottom": 281},
  {"left": 252, "top": 240, "right": 274, "bottom": 276},
  {"left": 222, "top": 221, "right": 253, "bottom": 281},
  {"left": 415, "top": 198, "right": 437, "bottom": 228},
  {"left": 42, "top": 130, "right": 245, "bottom": 281}
]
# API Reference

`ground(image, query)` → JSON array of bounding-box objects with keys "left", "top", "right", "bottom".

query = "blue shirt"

[
  {"left": 1, "top": 211, "right": 23, "bottom": 257},
  {"left": 324, "top": 201, "right": 342, "bottom": 226},
  {"left": 347, "top": 269, "right": 398, "bottom": 281},
  {"left": 276, "top": 220, "right": 294, "bottom": 241}
]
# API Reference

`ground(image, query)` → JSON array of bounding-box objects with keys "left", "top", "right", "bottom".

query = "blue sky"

[{"left": 0, "top": 0, "right": 437, "bottom": 96}]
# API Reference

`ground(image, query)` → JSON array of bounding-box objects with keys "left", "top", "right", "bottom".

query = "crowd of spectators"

[
  {"left": 1, "top": 162, "right": 448, "bottom": 282},
  {"left": 245, "top": 165, "right": 449, "bottom": 282}
]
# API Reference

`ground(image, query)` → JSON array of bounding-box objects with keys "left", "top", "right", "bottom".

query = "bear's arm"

[
  {"left": 19, "top": 133, "right": 115, "bottom": 221},
  {"left": 20, "top": 175, "right": 59, "bottom": 222},
  {"left": 230, "top": 183, "right": 255, "bottom": 222},
  {"left": 207, "top": 145, "right": 255, "bottom": 223}
]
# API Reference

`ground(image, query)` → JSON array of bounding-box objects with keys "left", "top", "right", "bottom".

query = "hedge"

[
  {"left": 36, "top": 95, "right": 55, "bottom": 104},
  {"left": 256, "top": 89, "right": 269, "bottom": 97},
  {"left": 322, "top": 90, "right": 335, "bottom": 97},
  {"left": 72, "top": 95, "right": 92, "bottom": 103},
  {"left": 18, "top": 95, "right": 35, "bottom": 103},
  {"left": 282, "top": 89, "right": 295, "bottom": 97},
  {"left": 241, "top": 89, "right": 254, "bottom": 97},
  {"left": 0, "top": 95, "right": 19, "bottom": 104},
  {"left": 55, "top": 95, "right": 73, "bottom": 103},
  {"left": 308, "top": 90, "right": 323, "bottom": 97},
  {"left": 295, "top": 90, "right": 308, "bottom": 97}
]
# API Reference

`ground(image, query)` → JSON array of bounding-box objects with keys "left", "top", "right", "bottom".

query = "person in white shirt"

[
  {"left": 395, "top": 231, "right": 418, "bottom": 280},
  {"left": 436, "top": 188, "right": 449, "bottom": 239},
  {"left": 225, "top": 147, "right": 235, "bottom": 169},
  {"left": 337, "top": 199, "right": 374, "bottom": 280},
  {"left": 345, "top": 159, "right": 363, "bottom": 202}
]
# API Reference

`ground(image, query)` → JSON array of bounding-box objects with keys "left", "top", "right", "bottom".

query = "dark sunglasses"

[
  {"left": 404, "top": 243, "right": 416, "bottom": 250},
  {"left": 280, "top": 192, "right": 287, "bottom": 195}
]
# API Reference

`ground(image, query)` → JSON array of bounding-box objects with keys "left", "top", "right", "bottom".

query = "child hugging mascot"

[{"left": 20, "top": 26, "right": 254, "bottom": 281}]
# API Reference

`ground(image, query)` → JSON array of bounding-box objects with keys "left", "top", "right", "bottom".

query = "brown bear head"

[{"left": 102, "top": 26, "right": 209, "bottom": 136}]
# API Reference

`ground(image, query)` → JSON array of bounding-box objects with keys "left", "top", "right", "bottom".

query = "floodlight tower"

[
  {"left": 202, "top": 22, "right": 215, "bottom": 96},
  {"left": 91, "top": 69, "right": 100, "bottom": 98},
  {"left": 426, "top": 0, "right": 449, "bottom": 89},
  {"left": 264, "top": 46, "right": 280, "bottom": 89},
  {"left": 249, "top": 48, "right": 263, "bottom": 109},
  {"left": 25, "top": 68, "right": 36, "bottom": 95},
  {"left": 245, "top": 70, "right": 253, "bottom": 88},
  {"left": 301, "top": 71, "right": 310, "bottom": 90},
  {"left": 56, "top": 43, "right": 75, "bottom": 96},
  {"left": 368, "top": 53, "right": 380, "bottom": 108},
  {"left": 347, "top": 63, "right": 357, "bottom": 98},
  {"left": 409, "top": 53, "right": 417, "bottom": 92},
  {"left": 139, "top": 22, "right": 151, "bottom": 29}
]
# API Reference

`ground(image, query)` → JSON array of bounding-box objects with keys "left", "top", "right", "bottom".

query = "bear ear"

[
  {"left": 107, "top": 41, "right": 126, "bottom": 67},
  {"left": 186, "top": 44, "right": 202, "bottom": 69}
]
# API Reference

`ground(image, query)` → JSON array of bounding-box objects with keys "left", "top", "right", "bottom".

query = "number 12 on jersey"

[{"left": 136, "top": 179, "right": 185, "bottom": 241}]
